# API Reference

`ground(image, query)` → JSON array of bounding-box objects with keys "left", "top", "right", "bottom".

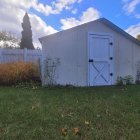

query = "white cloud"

[
  {"left": 81, "top": 7, "right": 100, "bottom": 23},
  {"left": 61, "top": 18, "right": 80, "bottom": 29},
  {"left": 0, "top": 0, "right": 37, "bottom": 10},
  {"left": 33, "top": 0, "right": 83, "bottom": 16},
  {"left": 0, "top": 0, "right": 83, "bottom": 16},
  {"left": 60, "top": 7, "right": 101, "bottom": 30},
  {"left": 126, "top": 23, "right": 140, "bottom": 37},
  {"left": 123, "top": 0, "right": 140, "bottom": 18},
  {"left": 49, "top": 0, "right": 82, "bottom": 14},
  {"left": 135, "top": 14, "right": 140, "bottom": 18},
  {"left": 33, "top": 3, "right": 54, "bottom": 16},
  {"left": 72, "top": 9, "right": 78, "bottom": 14},
  {"left": 78, "top": 0, "right": 82, "bottom": 3},
  {"left": 0, "top": 0, "right": 84, "bottom": 47},
  {"left": 29, "top": 14, "right": 57, "bottom": 47},
  {"left": 0, "top": 0, "right": 57, "bottom": 48},
  {"left": 0, "top": 6, "right": 24, "bottom": 35}
]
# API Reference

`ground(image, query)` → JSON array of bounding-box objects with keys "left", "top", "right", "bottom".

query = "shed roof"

[{"left": 39, "top": 18, "right": 140, "bottom": 46}]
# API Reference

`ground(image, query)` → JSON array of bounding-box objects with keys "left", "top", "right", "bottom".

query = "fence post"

[
  {"left": 24, "top": 48, "right": 27, "bottom": 62},
  {"left": 0, "top": 49, "right": 2, "bottom": 63}
]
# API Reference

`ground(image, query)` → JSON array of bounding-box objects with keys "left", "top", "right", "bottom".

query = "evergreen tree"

[{"left": 20, "top": 12, "right": 34, "bottom": 49}]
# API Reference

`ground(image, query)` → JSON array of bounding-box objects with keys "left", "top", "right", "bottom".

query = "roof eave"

[
  {"left": 100, "top": 18, "right": 140, "bottom": 46},
  {"left": 39, "top": 18, "right": 140, "bottom": 46}
]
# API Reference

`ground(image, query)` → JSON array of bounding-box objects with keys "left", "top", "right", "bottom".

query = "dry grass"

[{"left": 0, "top": 62, "right": 40, "bottom": 85}]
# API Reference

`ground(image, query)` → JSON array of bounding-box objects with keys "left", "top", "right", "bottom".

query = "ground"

[{"left": 0, "top": 85, "right": 140, "bottom": 140}]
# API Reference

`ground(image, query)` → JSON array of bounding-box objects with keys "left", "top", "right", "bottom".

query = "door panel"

[{"left": 89, "top": 34, "right": 113, "bottom": 86}]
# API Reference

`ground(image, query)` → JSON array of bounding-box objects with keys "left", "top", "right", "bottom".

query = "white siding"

[{"left": 41, "top": 20, "right": 140, "bottom": 86}]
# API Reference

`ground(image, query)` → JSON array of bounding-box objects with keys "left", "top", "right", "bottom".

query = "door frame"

[{"left": 87, "top": 32, "right": 114, "bottom": 86}]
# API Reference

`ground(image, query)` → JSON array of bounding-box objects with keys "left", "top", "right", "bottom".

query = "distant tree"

[
  {"left": 0, "top": 30, "right": 20, "bottom": 48},
  {"left": 137, "top": 35, "right": 140, "bottom": 41},
  {"left": 20, "top": 12, "right": 34, "bottom": 49}
]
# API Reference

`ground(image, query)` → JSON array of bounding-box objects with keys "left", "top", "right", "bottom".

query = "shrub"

[
  {"left": 117, "top": 76, "right": 124, "bottom": 86},
  {"left": 117, "top": 75, "right": 133, "bottom": 86},
  {"left": 124, "top": 75, "right": 133, "bottom": 85},
  {"left": 0, "top": 62, "right": 41, "bottom": 85},
  {"left": 136, "top": 61, "right": 140, "bottom": 84}
]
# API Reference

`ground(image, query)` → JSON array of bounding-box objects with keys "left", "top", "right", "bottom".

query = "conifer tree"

[{"left": 20, "top": 12, "right": 34, "bottom": 49}]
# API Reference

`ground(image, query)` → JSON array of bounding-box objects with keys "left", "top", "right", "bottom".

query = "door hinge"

[
  {"left": 110, "top": 73, "right": 113, "bottom": 76},
  {"left": 89, "top": 59, "right": 93, "bottom": 62},
  {"left": 110, "top": 42, "right": 113, "bottom": 45},
  {"left": 109, "top": 57, "right": 113, "bottom": 60}
]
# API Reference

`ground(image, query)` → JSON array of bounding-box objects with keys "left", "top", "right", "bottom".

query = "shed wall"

[{"left": 41, "top": 21, "right": 140, "bottom": 86}]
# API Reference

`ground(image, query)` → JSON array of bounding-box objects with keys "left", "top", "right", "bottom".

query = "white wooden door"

[{"left": 88, "top": 34, "right": 113, "bottom": 86}]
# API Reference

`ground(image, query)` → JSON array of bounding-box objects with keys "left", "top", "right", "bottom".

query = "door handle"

[{"left": 89, "top": 59, "right": 93, "bottom": 62}]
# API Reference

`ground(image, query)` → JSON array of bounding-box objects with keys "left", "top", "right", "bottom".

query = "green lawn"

[{"left": 0, "top": 85, "right": 140, "bottom": 140}]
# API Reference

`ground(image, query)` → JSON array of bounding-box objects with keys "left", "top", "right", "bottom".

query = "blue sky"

[
  {"left": 0, "top": 0, "right": 140, "bottom": 47},
  {"left": 30, "top": 0, "right": 140, "bottom": 30},
  {"left": 29, "top": 0, "right": 140, "bottom": 30}
]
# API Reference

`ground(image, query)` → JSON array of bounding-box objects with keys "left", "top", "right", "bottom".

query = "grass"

[{"left": 0, "top": 85, "right": 140, "bottom": 140}]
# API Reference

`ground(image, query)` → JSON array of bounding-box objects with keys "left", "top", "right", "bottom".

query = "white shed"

[{"left": 39, "top": 18, "right": 140, "bottom": 86}]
